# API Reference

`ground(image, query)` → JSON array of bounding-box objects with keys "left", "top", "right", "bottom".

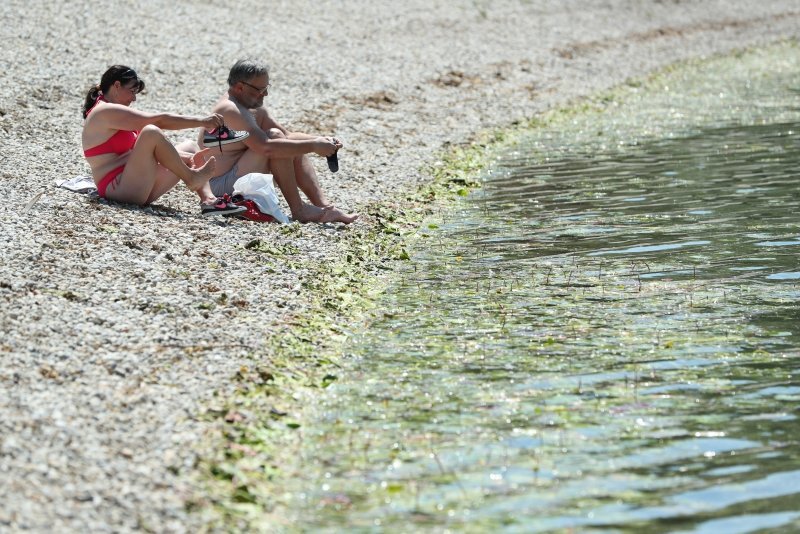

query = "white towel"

[{"left": 56, "top": 175, "right": 97, "bottom": 195}]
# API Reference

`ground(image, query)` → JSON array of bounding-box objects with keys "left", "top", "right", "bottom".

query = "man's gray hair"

[{"left": 228, "top": 59, "right": 270, "bottom": 87}]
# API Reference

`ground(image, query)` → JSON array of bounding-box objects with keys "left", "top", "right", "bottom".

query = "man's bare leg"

[
  {"left": 270, "top": 156, "right": 357, "bottom": 223},
  {"left": 256, "top": 112, "right": 330, "bottom": 207},
  {"left": 270, "top": 156, "right": 327, "bottom": 222},
  {"left": 254, "top": 113, "right": 357, "bottom": 223},
  {"left": 292, "top": 153, "right": 358, "bottom": 222},
  {"left": 294, "top": 154, "right": 331, "bottom": 207}
]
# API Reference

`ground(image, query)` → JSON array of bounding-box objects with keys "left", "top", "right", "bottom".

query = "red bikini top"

[{"left": 83, "top": 96, "right": 138, "bottom": 157}]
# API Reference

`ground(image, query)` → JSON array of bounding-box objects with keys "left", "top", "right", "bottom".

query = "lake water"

[{"left": 286, "top": 43, "right": 800, "bottom": 532}]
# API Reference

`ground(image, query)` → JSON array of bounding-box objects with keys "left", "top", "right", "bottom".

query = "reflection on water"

[{"left": 286, "top": 44, "right": 800, "bottom": 531}]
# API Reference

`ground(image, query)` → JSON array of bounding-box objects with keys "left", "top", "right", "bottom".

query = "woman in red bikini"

[{"left": 82, "top": 65, "right": 246, "bottom": 215}]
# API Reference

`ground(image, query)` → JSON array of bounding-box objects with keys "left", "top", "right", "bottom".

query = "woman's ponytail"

[{"left": 81, "top": 84, "right": 102, "bottom": 118}]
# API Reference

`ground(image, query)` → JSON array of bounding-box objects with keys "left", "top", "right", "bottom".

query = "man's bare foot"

[
  {"left": 318, "top": 206, "right": 358, "bottom": 224},
  {"left": 184, "top": 157, "right": 216, "bottom": 191},
  {"left": 292, "top": 204, "right": 327, "bottom": 223},
  {"left": 293, "top": 204, "right": 358, "bottom": 224}
]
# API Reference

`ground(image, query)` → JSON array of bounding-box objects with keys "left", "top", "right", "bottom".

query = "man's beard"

[{"left": 247, "top": 95, "right": 264, "bottom": 109}]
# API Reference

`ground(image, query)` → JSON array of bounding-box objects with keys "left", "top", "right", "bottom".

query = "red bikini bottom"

[{"left": 96, "top": 165, "right": 125, "bottom": 199}]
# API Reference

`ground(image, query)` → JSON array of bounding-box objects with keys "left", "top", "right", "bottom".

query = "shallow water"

[{"left": 287, "top": 44, "right": 800, "bottom": 531}]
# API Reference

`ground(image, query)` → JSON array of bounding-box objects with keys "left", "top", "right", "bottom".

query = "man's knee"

[
  {"left": 267, "top": 128, "right": 285, "bottom": 140},
  {"left": 175, "top": 139, "right": 200, "bottom": 153}
]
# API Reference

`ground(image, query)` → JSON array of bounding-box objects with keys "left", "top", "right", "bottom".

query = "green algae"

[{"left": 186, "top": 119, "right": 501, "bottom": 533}]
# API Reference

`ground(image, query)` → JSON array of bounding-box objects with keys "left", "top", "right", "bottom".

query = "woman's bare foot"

[
  {"left": 190, "top": 148, "right": 213, "bottom": 168},
  {"left": 184, "top": 157, "right": 216, "bottom": 191}
]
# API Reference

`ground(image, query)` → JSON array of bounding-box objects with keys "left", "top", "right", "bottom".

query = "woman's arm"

[{"left": 96, "top": 103, "right": 222, "bottom": 132}]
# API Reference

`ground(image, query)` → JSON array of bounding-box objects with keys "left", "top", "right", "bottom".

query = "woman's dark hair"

[{"left": 82, "top": 65, "right": 145, "bottom": 118}]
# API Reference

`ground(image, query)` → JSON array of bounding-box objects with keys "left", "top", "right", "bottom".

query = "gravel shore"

[{"left": 1, "top": 1, "right": 798, "bottom": 531}]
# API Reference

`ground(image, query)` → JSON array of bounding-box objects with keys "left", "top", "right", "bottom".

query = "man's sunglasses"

[{"left": 241, "top": 81, "right": 271, "bottom": 95}]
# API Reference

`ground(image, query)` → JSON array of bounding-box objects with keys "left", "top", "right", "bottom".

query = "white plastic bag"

[{"left": 233, "top": 173, "right": 290, "bottom": 224}]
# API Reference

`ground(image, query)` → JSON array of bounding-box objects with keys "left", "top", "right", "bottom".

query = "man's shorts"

[{"left": 209, "top": 165, "right": 240, "bottom": 197}]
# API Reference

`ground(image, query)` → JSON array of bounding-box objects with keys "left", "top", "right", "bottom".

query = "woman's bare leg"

[
  {"left": 142, "top": 158, "right": 218, "bottom": 206},
  {"left": 106, "top": 125, "right": 216, "bottom": 205},
  {"left": 143, "top": 164, "right": 181, "bottom": 205},
  {"left": 155, "top": 141, "right": 218, "bottom": 205}
]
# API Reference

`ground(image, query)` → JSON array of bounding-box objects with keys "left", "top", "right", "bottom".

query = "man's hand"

[{"left": 313, "top": 137, "right": 340, "bottom": 157}]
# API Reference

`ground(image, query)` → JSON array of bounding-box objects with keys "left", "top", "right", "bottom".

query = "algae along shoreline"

[
  {"left": 188, "top": 115, "right": 495, "bottom": 531},
  {"left": 190, "top": 40, "right": 800, "bottom": 530}
]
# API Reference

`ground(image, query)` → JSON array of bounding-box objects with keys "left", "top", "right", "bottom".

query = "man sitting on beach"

[{"left": 200, "top": 59, "right": 357, "bottom": 224}]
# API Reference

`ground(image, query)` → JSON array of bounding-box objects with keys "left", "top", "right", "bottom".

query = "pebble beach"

[{"left": 1, "top": 0, "right": 798, "bottom": 531}]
